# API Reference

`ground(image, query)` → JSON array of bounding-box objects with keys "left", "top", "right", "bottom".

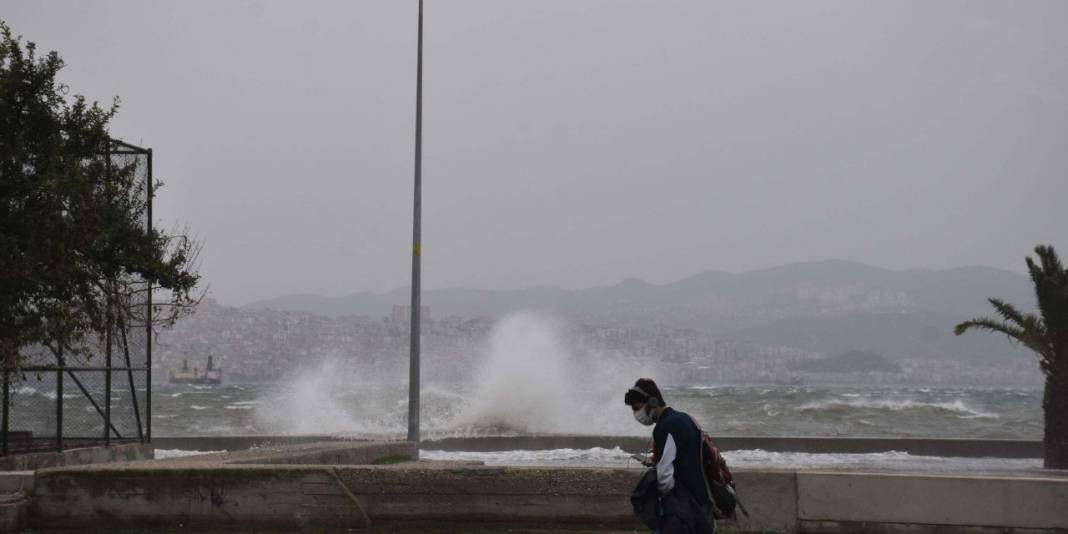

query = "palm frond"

[
  {"left": 988, "top": 298, "right": 1028, "bottom": 328},
  {"left": 1034, "top": 245, "right": 1063, "bottom": 276},
  {"left": 1026, "top": 245, "right": 1068, "bottom": 343},
  {"left": 954, "top": 318, "right": 1024, "bottom": 339},
  {"left": 954, "top": 317, "right": 1049, "bottom": 356},
  {"left": 1026, "top": 255, "right": 1045, "bottom": 292},
  {"left": 989, "top": 298, "right": 1046, "bottom": 337}
]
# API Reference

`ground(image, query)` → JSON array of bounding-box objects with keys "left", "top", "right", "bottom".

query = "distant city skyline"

[{"left": 6, "top": 1, "right": 1066, "bottom": 305}]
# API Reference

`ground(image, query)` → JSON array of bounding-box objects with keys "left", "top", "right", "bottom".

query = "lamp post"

[{"left": 407, "top": 0, "right": 424, "bottom": 451}]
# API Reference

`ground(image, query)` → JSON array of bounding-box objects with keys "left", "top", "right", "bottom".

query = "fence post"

[
  {"left": 146, "top": 147, "right": 153, "bottom": 444},
  {"left": 104, "top": 143, "right": 113, "bottom": 448},
  {"left": 105, "top": 283, "right": 112, "bottom": 447},
  {"left": 2, "top": 368, "right": 9, "bottom": 456},
  {"left": 56, "top": 347, "right": 63, "bottom": 452}
]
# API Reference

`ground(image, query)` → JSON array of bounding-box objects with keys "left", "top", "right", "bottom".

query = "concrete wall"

[
  {"left": 0, "top": 443, "right": 152, "bottom": 471},
  {"left": 151, "top": 435, "right": 339, "bottom": 452},
  {"left": 213, "top": 441, "right": 416, "bottom": 466},
  {"left": 730, "top": 470, "right": 798, "bottom": 533},
  {"left": 22, "top": 440, "right": 1068, "bottom": 532},
  {"left": 339, "top": 465, "right": 637, "bottom": 527},
  {"left": 32, "top": 465, "right": 371, "bottom": 530},
  {"left": 29, "top": 461, "right": 1068, "bottom": 532},
  {"left": 797, "top": 471, "right": 1068, "bottom": 532}
]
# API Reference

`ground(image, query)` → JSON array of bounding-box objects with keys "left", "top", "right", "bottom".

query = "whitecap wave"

[
  {"left": 422, "top": 446, "right": 638, "bottom": 466},
  {"left": 798, "top": 398, "right": 998, "bottom": 418},
  {"left": 422, "top": 447, "right": 1041, "bottom": 473},
  {"left": 154, "top": 448, "right": 224, "bottom": 459}
]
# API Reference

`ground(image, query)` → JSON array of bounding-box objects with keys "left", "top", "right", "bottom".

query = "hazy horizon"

[
  {"left": 6, "top": 1, "right": 1066, "bottom": 305},
  {"left": 240, "top": 257, "right": 1028, "bottom": 306}
]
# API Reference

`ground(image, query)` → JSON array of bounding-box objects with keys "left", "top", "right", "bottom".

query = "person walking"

[{"left": 626, "top": 378, "right": 715, "bottom": 534}]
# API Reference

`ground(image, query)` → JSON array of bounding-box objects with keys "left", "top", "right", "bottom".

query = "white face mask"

[{"left": 633, "top": 405, "right": 655, "bottom": 426}]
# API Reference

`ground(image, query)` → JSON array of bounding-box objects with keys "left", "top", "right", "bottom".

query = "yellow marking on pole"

[{"left": 413, "top": 243, "right": 421, "bottom": 257}]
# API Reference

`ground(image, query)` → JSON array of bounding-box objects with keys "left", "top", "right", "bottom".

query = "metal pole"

[
  {"left": 120, "top": 327, "right": 144, "bottom": 441},
  {"left": 2, "top": 368, "right": 9, "bottom": 456},
  {"left": 407, "top": 0, "right": 424, "bottom": 450},
  {"left": 104, "top": 146, "right": 112, "bottom": 447},
  {"left": 105, "top": 287, "right": 112, "bottom": 446},
  {"left": 146, "top": 148, "right": 153, "bottom": 443},
  {"left": 56, "top": 347, "right": 63, "bottom": 452}
]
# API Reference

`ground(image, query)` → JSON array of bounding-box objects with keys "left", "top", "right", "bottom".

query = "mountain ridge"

[
  {"left": 240, "top": 259, "right": 1032, "bottom": 362},
  {"left": 244, "top": 259, "right": 1028, "bottom": 318}
]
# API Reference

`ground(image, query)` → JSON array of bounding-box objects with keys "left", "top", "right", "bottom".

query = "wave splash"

[{"left": 252, "top": 313, "right": 654, "bottom": 438}]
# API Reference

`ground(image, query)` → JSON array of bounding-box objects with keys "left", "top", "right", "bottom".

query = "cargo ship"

[{"left": 169, "top": 356, "right": 222, "bottom": 385}]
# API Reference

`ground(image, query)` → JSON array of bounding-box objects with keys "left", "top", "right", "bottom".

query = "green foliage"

[
  {"left": 955, "top": 245, "right": 1066, "bottom": 376},
  {"left": 0, "top": 20, "right": 200, "bottom": 369}
]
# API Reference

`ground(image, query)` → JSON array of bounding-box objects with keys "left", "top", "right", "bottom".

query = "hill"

[{"left": 244, "top": 260, "right": 1033, "bottom": 362}]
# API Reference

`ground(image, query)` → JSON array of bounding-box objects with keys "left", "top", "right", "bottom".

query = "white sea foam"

[
  {"left": 421, "top": 446, "right": 639, "bottom": 467},
  {"left": 9, "top": 385, "right": 76, "bottom": 399},
  {"left": 722, "top": 449, "right": 1039, "bottom": 472},
  {"left": 421, "top": 447, "right": 1042, "bottom": 473},
  {"left": 798, "top": 398, "right": 998, "bottom": 419},
  {"left": 154, "top": 449, "right": 224, "bottom": 459}
]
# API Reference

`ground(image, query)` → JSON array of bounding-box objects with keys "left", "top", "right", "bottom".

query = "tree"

[
  {"left": 955, "top": 245, "right": 1068, "bottom": 469},
  {"left": 0, "top": 21, "right": 200, "bottom": 373}
]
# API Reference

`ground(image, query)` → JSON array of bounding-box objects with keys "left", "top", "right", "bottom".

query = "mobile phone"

[{"left": 631, "top": 453, "right": 653, "bottom": 466}]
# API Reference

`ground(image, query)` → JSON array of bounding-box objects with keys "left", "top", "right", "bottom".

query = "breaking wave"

[
  {"left": 418, "top": 447, "right": 1041, "bottom": 473},
  {"left": 250, "top": 313, "right": 653, "bottom": 438},
  {"left": 422, "top": 446, "right": 637, "bottom": 466},
  {"left": 797, "top": 398, "right": 998, "bottom": 419}
]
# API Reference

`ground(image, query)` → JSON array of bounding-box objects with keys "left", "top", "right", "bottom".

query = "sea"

[
  {"left": 12, "top": 312, "right": 1045, "bottom": 471},
  {"left": 150, "top": 383, "right": 1042, "bottom": 441},
  {"left": 145, "top": 381, "right": 1045, "bottom": 473}
]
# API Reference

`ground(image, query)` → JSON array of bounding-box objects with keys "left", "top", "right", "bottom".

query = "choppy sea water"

[
  {"left": 145, "top": 383, "right": 1043, "bottom": 440},
  {"left": 134, "top": 383, "right": 1047, "bottom": 471}
]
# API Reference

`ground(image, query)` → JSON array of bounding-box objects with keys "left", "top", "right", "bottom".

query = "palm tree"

[{"left": 955, "top": 245, "right": 1068, "bottom": 469}]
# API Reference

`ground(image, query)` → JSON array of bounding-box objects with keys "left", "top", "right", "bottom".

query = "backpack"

[{"left": 688, "top": 415, "right": 749, "bottom": 520}]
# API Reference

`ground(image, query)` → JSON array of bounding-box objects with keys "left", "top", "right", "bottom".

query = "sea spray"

[
  {"left": 253, "top": 357, "right": 364, "bottom": 435},
  {"left": 250, "top": 314, "right": 658, "bottom": 437},
  {"left": 453, "top": 313, "right": 654, "bottom": 436},
  {"left": 250, "top": 353, "right": 469, "bottom": 436},
  {"left": 451, "top": 314, "right": 574, "bottom": 433}
]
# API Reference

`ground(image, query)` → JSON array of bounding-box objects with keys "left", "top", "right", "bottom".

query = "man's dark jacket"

[{"left": 630, "top": 407, "right": 715, "bottom": 534}]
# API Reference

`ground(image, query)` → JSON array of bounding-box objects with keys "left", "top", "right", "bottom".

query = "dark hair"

[{"left": 624, "top": 378, "right": 665, "bottom": 407}]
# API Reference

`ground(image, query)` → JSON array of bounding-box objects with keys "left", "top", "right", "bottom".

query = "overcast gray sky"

[{"left": 6, "top": 1, "right": 1066, "bottom": 305}]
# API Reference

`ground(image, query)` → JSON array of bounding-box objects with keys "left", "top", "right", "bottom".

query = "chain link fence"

[{"left": 2, "top": 139, "right": 153, "bottom": 455}]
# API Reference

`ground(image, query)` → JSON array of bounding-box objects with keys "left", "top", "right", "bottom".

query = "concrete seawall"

[
  {"left": 25, "top": 440, "right": 1068, "bottom": 532},
  {"left": 0, "top": 442, "right": 152, "bottom": 471}
]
